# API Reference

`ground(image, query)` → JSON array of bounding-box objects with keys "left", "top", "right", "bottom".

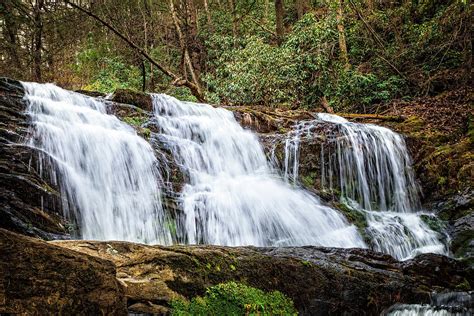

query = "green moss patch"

[
  {"left": 170, "top": 281, "right": 297, "bottom": 315},
  {"left": 335, "top": 201, "right": 369, "bottom": 243}
]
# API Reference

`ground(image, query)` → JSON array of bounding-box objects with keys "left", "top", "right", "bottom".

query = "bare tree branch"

[{"left": 63, "top": 0, "right": 205, "bottom": 102}]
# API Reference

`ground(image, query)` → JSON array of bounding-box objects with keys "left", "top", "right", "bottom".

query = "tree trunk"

[
  {"left": 336, "top": 0, "right": 350, "bottom": 69},
  {"left": 263, "top": 0, "right": 269, "bottom": 22},
  {"left": 203, "top": 0, "right": 213, "bottom": 30},
  {"left": 33, "top": 0, "right": 44, "bottom": 82},
  {"left": 228, "top": 0, "right": 238, "bottom": 44},
  {"left": 169, "top": 0, "right": 203, "bottom": 98},
  {"left": 321, "top": 96, "right": 334, "bottom": 113},
  {"left": 2, "top": 1, "right": 22, "bottom": 75},
  {"left": 463, "top": 0, "right": 472, "bottom": 83},
  {"left": 275, "top": 0, "right": 285, "bottom": 44},
  {"left": 141, "top": 60, "right": 146, "bottom": 92},
  {"left": 295, "top": 0, "right": 308, "bottom": 20},
  {"left": 186, "top": 0, "right": 201, "bottom": 76}
]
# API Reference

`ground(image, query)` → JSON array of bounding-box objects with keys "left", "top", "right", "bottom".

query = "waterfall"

[
  {"left": 21, "top": 82, "right": 443, "bottom": 256},
  {"left": 281, "top": 113, "right": 447, "bottom": 260},
  {"left": 22, "top": 82, "right": 171, "bottom": 243},
  {"left": 151, "top": 94, "right": 365, "bottom": 247},
  {"left": 384, "top": 291, "right": 473, "bottom": 316}
]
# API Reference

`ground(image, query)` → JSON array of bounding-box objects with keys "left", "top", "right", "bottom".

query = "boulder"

[{"left": 0, "top": 229, "right": 126, "bottom": 315}]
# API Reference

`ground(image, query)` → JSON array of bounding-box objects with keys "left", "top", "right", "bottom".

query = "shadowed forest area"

[{"left": 1, "top": 0, "right": 471, "bottom": 111}]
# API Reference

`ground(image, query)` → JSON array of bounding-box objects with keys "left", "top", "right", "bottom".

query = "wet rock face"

[
  {"left": 261, "top": 122, "right": 340, "bottom": 200},
  {"left": 53, "top": 240, "right": 472, "bottom": 315},
  {"left": 0, "top": 79, "right": 186, "bottom": 240},
  {"left": 430, "top": 189, "right": 474, "bottom": 262},
  {"left": 0, "top": 229, "right": 127, "bottom": 315},
  {"left": 0, "top": 78, "right": 67, "bottom": 239}
]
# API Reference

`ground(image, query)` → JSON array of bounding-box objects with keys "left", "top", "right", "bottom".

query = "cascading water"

[
  {"left": 22, "top": 82, "right": 171, "bottom": 243},
  {"left": 384, "top": 291, "right": 473, "bottom": 316},
  {"left": 151, "top": 94, "right": 366, "bottom": 247},
  {"left": 281, "top": 113, "right": 447, "bottom": 260},
  {"left": 20, "top": 82, "right": 443, "bottom": 258}
]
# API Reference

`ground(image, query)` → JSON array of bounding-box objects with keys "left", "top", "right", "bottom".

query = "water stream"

[
  {"left": 151, "top": 94, "right": 365, "bottom": 247},
  {"left": 22, "top": 82, "right": 171, "bottom": 243},
  {"left": 280, "top": 113, "right": 447, "bottom": 259},
  {"left": 21, "top": 82, "right": 447, "bottom": 259},
  {"left": 384, "top": 291, "right": 473, "bottom": 315}
]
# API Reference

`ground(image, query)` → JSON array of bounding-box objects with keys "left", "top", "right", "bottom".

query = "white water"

[
  {"left": 20, "top": 82, "right": 445, "bottom": 256},
  {"left": 384, "top": 292, "right": 473, "bottom": 316},
  {"left": 151, "top": 94, "right": 365, "bottom": 247},
  {"left": 386, "top": 305, "right": 466, "bottom": 316},
  {"left": 281, "top": 113, "right": 447, "bottom": 260},
  {"left": 22, "top": 82, "right": 171, "bottom": 243}
]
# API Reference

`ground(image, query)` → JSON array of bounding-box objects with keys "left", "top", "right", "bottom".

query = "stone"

[
  {"left": 0, "top": 229, "right": 127, "bottom": 315},
  {"left": 53, "top": 240, "right": 472, "bottom": 315},
  {"left": 0, "top": 77, "right": 67, "bottom": 239}
]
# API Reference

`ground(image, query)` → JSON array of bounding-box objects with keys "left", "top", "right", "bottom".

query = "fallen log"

[{"left": 336, "top": 113, "right": 406, "bottom": 122}]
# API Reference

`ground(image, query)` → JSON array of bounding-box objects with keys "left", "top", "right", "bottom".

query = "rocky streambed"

[
  {"left": 1, "top": 228, "right": 472, "bottom": 315},
  {"left": 0, "top": 77, "right": 472, "bottom": 314}
]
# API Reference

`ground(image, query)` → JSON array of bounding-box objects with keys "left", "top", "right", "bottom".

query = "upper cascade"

[
  {"left": 285, "top": 113, "right": 419, "bottom": 213},
  {"left": 281, "top": 113, "right": 447, "bottom": 260},
  {"left": 22, "top": 82, "right": 171, "bottom": 244},
  {"left": 151, "top": 94, "right": 365, "bottom": 248}
]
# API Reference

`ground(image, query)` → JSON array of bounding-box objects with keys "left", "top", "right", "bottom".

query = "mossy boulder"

[{"left": 112, "top": 89, "right": 153, "bottom": 111}]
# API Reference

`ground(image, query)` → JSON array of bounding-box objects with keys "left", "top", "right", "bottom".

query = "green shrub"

[
  {"left": 204, "top": 36, "right": 301, "bottom": 106},
  {"left": 83, "top": 57, "right": 141, "bottom": 93},
  {"left": 73, "top": 39, "right": 142, "bottom": 93},
  {"left": 170, "top": 282, "right": 297, "bottom": 315}
]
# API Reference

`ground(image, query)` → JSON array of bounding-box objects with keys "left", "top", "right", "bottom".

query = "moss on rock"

[{"left": 112, "top": 89, "right": 153, "bottom": 111}]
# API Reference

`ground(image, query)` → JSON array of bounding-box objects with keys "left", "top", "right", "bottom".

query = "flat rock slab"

[{"left": 53, "top": 240, "right": 472, "bottom": 315}]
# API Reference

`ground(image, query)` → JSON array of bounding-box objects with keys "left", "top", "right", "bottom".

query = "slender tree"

[
  {"left": 336, "top": 0, "right": 350, "bottom": 68},
  {"left": 32, "top": 0, "right": 44, "bottom": 81},
  {"left": 275, "top": 0, "right": 285, "bottom": 44}
]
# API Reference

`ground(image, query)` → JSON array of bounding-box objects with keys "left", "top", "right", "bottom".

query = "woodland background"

[{"left": 0, "top": 0, "right": 471, "bottom": 112}]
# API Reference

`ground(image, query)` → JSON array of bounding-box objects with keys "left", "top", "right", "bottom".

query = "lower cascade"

[
  {"left": 22, "top": 82, "right": 171, "bottom": 243},
  {"left": 384, "top": 291, "right": 473, "bottom": 316},
  {"left": 280, "top": 113, "right": 448, "bottom": 260},
  {"left": 151, "top": 94, "right": 365, "bottom": 247}
]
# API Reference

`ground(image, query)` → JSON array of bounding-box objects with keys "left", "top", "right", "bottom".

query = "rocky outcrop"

[
  {"left": 0, "top": 78, "right": 66, "bottom": 239},
  {"left": 53, "top": 239, "right": 472, "bottom": 315},
  {"left": 228, "top": 105, "right": 313, "bottom": 134},
  {"left": 0, "top": 229, "right": 126, "bottom": 315},
  {"left": 112, "top": 88, "right": 153, "bottom": 111},
  {"left": 430, "top": 189, "right": 474, "bottom": 262},
  {"left": 1, "top": 226, "right": 471, "bottom": 315}
]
